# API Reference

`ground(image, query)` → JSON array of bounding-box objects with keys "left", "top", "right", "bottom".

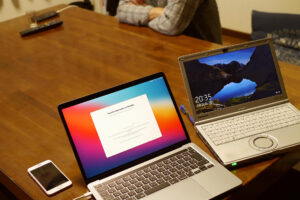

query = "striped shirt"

[{"left": 117, "top": 0, "right": 222, "bottom": 43}]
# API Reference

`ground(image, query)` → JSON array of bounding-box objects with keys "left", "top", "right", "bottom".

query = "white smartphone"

[{"left": 28, "top": 160, "right": 72, "bottom": 196}]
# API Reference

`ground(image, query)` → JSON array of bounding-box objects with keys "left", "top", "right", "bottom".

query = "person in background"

[{"left": 117, "top": 0, "right": 222, "bottom": 44}]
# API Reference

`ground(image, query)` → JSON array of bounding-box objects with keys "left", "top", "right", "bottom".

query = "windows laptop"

[
  {"left": 178, "top": 38, "right": 300, "bottom": 169},
  {"left": 58, "top": 72, "right": 241, "bottom": 200}
]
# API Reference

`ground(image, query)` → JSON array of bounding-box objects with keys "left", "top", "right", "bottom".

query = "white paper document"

[{"left": 90, "top": 94, "right": 162, "bottom": 158}]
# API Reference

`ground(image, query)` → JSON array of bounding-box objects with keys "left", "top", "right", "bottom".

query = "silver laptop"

[
  {"left": 58, "top": 72, "right": 241, "bottom": 200},
  {"left": 178, "top": 39, "right": 300, "bottom": 168}
]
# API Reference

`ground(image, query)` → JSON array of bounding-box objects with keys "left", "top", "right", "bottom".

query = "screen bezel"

[
  {"left": 58, "top": 72, "right": 191, "bottom": 184},
  {"left": 178, "top": 38, "right": 288, "bottom": 122},
  {"left": 27, "top": 160, "right": 72, "bottom": 196}
]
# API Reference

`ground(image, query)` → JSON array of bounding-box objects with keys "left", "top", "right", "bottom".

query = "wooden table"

[{"left": 1, "top": 5, "right": 300, "bottom": 200}]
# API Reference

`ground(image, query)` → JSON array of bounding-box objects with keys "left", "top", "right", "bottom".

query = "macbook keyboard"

[
  {"left": 201, "top": 104, "right": 300, "bottom": 145},
  {"left": 94, "top": 147, "right": 213, "bottom": 200}
]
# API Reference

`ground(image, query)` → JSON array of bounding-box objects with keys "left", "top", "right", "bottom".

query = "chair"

[{"left": 251, "top": 10, "right": 300, "bottom": 65}]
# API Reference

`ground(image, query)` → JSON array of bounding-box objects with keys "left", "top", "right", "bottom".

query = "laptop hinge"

[{"left": 195, "top": 99, "right": 289, "bottom": 125}]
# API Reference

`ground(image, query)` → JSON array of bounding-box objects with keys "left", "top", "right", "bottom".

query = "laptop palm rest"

[{"left": 143, "top": 178, "right": 211, "bottom": 200}]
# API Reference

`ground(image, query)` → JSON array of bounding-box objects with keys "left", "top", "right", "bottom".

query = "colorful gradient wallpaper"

[{"left": 61, "top": 77, "right": 187, "bottom": 179}]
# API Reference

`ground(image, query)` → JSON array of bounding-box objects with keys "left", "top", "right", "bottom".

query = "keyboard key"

[
  {"left": 202, "top": 105, "right": 300, "bottom": 145},
  {"left": 142, "top": 185, "right": 151, "bottom": 190},
  {"left": 103, "top": 195, "right": 114, "bottom": 200},
  {"left": 186, "top": 171, "right": 194, "bottom": 177},
  {"left": 128, "top": 185, "right": 136, "bottom": 191},
  {"left": 130, "top": 179, "right": 137, "bottom": 184},
  {"left": 135, "top": 193, "right": 146, "bottom": 199},
  {"left": 128, "top": 191, "right": 136, "bottom": 196},
  {"left": 135, "top": 188, "right": 143, "bottom": 193},
  {"left": 120, "top": 194, "right": 128, "bottom": 199},
  {"left": 113, "top": 191, "right": 121, "bottom": 197},
  {"left": 108, "top": 182, "right": 116, "bottom": 188},
  {"left": 157, "top": 179, "right": 165, "bottom": 184},
  {"left": 207, "top": 164, "right": 214, "bottom": 168},
  {"left": 116, "top": 179, "right": 124, "bottom": 185},
  {"left": 144, "top": 182, "right": 170, "bottom": 195},
  {"left": 178, "top": 174, "right": 188, "bottom": 180},
  {"left": 169, "top": 178, "right": 179, "bottom": 184},
  {"left": 135, "top": 182, "right": 143, "bottom": 188},
  {"left": 123, "top": 176, "right": 130, "bottom": 182},
  {"left": 115, "top": 185, "right": 123, "bottom": 190},
  {"left": 107, "top": 188, "right": 116, "bottom": 193},
  {"left": 121, "top": 188, "right": 129, "bottom": 194},
  {"left": 94, "top": 148, "right": 211, "bottom": 200}
]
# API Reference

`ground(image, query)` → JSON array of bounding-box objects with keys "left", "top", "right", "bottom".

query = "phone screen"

[{"left": 30, "top": 162, "right": 69, "bottom": 191}]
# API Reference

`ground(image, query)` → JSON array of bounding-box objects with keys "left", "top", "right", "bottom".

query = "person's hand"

[
  {"left": 149, "top": 7, "right": 164, "bottom": 20},
  {"left": 128, "top": 0, "right": 146, "bottom": 6}
]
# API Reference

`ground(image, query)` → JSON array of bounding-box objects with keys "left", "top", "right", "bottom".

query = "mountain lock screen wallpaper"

[{"left": 184, "top": 44, "right": 282, "bottom": 114}]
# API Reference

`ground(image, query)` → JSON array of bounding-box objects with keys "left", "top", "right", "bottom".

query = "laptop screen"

[
  {"left": 182, "top": 44, "right": 282, "bottom": 115},
  {"left": 59, "top": 73, "right": 188, "bottom": 181}
]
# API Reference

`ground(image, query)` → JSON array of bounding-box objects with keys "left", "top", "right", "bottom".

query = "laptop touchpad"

[
  {"left": 144, "top": 178, "right": 211, "bottom": 200},
  {"left": 249, "top": 134, "right": 278, "bottom": 151}
]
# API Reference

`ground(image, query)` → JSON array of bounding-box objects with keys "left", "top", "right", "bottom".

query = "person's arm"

[
  {"left": 148, "top": 0, "right": 203, "bottom": 36},
  {"left": 117, "top": 0, "right": 153, "bottom": 26},
  {"left": 149, "top": 7, "right": 164, "bottom": 21}
]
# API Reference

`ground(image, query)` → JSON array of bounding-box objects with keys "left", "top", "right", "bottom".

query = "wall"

[
  {"left": 216, "top": 0, "right": 300, "bottom": 34},
  {"left": 0, "top": 0, "right": 96, "bottom": 22},
  {"left": 1, "top": 0, "right": 300, "bottom": 33}
]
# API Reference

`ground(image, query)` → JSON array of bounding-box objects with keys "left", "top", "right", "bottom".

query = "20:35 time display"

[{"left": 194, "top": 94, "right": 212, "bottom": 104}]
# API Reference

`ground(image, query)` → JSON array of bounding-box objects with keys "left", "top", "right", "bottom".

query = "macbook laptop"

[
  {"left": 58, "top": 72, "right": 241, "bottom": 200},
  {"left": 178, "top": 38, "right": 300, "bottom": 169}
]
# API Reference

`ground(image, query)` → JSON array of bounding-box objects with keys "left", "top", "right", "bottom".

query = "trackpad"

[{"left": 144, "top": 178, "right": 211, "bottom": 200}]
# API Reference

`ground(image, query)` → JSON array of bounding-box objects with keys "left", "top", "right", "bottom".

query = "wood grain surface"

[{"left": 0, "top": 5, "right": 299, "bottom": 200}]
